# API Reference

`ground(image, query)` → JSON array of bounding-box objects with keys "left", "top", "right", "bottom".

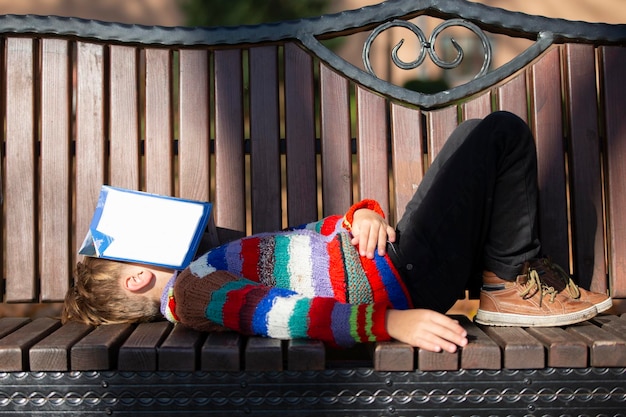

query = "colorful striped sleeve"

[
  {"left": 283, "top": 215, "right": 343, "bottom": 236},
  {"left": 173, "top": 269, "right": 392, "bottom": 348}
]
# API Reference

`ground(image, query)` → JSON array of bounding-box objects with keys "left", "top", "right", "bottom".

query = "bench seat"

[
  {"left": 1, "top": 315, "right": 626, "bottom": 414},
  {"left": 1, "top": 314, "right": 626, "bottom": 372}
]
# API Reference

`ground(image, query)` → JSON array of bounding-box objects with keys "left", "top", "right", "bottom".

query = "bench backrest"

[{"left": 1, "top": 0, "right": 626, "bottom": 307}]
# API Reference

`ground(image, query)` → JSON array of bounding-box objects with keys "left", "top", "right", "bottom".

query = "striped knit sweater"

[{"left": 160, "top": 200, "right": 413, "bottom": 347}]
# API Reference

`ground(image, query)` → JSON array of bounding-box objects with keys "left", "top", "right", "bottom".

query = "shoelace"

[
  {"left": 519, "top": 269, "right": 558, "bottom": 306},
  {"left": 540, "top": 258, "right": 581, "bottom": 299}
]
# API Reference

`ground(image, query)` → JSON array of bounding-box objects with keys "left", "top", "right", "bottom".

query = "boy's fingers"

[
  {"left": 425, "top": 329, "right": 467, "bottom": 353},
  {"left": 355, "top": 226, "right": 372, "bottom": 257},
  {"left": 355, "top": 222, "right": 380, "bottom": 258},
  {"left": 378, "top": 225, "right": 388, "bottom": 256},
  {"left": 425, "top": 313, "right": 468, "bottom": 350},
  {"left": 353, "top": 221, "right": 395, "bottom": 259},
  {"left": 367, "top": 224, "right": 379, "bottom": 257}
]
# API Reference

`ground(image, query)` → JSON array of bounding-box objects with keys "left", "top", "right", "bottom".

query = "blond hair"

[{"left": 62, "top": 257, "right": 160, "bottom": 326}]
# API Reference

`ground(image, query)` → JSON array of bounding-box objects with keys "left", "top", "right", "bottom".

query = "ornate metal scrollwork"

[{"left": 362, "top": 18, "right": 492, "bottom": 80}]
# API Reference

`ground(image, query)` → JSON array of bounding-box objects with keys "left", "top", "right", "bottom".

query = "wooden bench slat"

[
  {"left": 201, "top": 331, "right": 243, "bottom": 371},
  {"left": 418, "top": 345, "right": 459, "bottom": 371},
  {"left": 0, "top": 318, "right": 61, "bottom": 371},
  {"left": 284, "top": 43, "right": 317, "bottom": 226},
  {"left": 526, "top": 326, "right": 588, "bottom": 368},
  {"left": 245, "top": 336, "right": 283, "bottom": 371},
  {"left": 158, "top": 324, "right": 204, "bottom": 371},
  {"left": 426, "top": 106, "right": 457, "bottom": 163},
  {"left": 118, "top": 321, "right": 172, "bottom": 371},
  {"left": 374, "top": 341, "right": 414, "bottom": 371},
  {"left": 179, "top": 49, "right": 211, "bottom": 202},
  {"left": 566, "top": 321, "right": 626, "bottom": 367},
  {"left": 390, "top": 103, "right": 424, "bottom": 225},
  {"left": 0, "top": 317, "right": 30, "bottom": 339},
  {"left": 287, "top": 339, "right": 326, "bottom": 371},
  {"left": 564, "top": 44, "right": 607, "bottom": 293},
  {"left": 602, "top": 46, "right": 626, "bottom": 298},
  {"left": 530, "top": 47, "right": 569, "bottom": 270},
  {"left": 40, "top": 38, "right": 72, "bottom": 301},
  {"left": 496, "top": 72, "right": 529, "bottom": 123},
  {"left": 214, "top": 49, "right": 246, "bottom": 233},
  {"left": 250, "top": 46, "right": 282, "bottom": 232},
  {"left": 591, "top": 314, "right": 626, "bottom": 339},
  {"left": 4, "top": 37, "right": 37, "bottom": 302},
  {"left": 456, "top": 315, "right": 501, "bottom": 370},
  {"left": 109, "top": 45, "right": 141, "bottom": 190},
  {"left": 480, "top": 326, "right": 545, "bottom": 369},
  {"left": 462, "top": 91, "right": 492, "bottom": 120},
  {"left": 356, "top": 86, "right": 390, "bottom": 214},
  {"left": 75, "top": 41, "right": 106, "bottom": 255},
  {"left": 145, "top": 48, "right": 173, "bottom": 195},
  {"left": 320, "top": 63, "right": 353, "bottom": 217},
  {"left": 29, "top": 321, "right": 94, "bottom": 371},
  {"left": 71, "top": 323, "right": 133, "bottom": 370}
]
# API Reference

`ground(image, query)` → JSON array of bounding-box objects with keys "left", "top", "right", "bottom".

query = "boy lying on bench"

[{"left": 62, "top": 111, "right": 611, "bottom": 353}]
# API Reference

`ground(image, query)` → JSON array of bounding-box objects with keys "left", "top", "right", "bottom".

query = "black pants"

[{"left": 389, "top": 111, "right": 541, "bottom": 313}]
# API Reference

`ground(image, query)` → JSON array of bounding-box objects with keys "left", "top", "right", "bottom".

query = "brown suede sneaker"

[
  {"left": 475, "top": 270, "right": 598, "bottom": 327},
  {"left": 523, "top": 258, "right": 612, "bottom": 313}
]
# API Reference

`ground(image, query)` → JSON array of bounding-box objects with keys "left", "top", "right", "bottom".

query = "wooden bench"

[{"left": 1, "top": 0, "right": 626, "bottom": 414}]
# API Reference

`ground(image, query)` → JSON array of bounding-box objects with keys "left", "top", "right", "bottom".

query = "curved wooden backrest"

[{"left": 1, "top": 2, "right": 625, "bottom": 305}]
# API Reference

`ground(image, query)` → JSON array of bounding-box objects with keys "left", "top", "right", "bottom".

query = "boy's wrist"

[{"left": 342, "top": 199, "right": 384, "bottom": 231}]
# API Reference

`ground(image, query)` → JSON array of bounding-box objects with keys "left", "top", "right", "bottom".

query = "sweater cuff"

[
  {"left": 366, "top": 302, "right": 392, "bottom": 343},
  {"left": 342, "top": 199, "right": 384, "bottom": 232}
]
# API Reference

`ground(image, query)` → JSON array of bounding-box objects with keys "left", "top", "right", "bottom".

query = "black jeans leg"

[{"left": 391, "top": 111, "right": 541, "bottom": 312}]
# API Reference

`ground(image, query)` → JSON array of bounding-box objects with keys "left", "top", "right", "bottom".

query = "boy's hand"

[
  {"left": 350, "top": 208, "right": 395, "bottom": 258},
  {"left": 385, "top": 309, "right": 468, "bottom": 353}
]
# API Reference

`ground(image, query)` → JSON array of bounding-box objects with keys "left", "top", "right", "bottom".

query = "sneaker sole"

[
  {"left": 594, "top": 297, "right": 613, "bottom": 314},
  {"left": 474, "top": 304, "right": 598, "bottom": 327}
]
